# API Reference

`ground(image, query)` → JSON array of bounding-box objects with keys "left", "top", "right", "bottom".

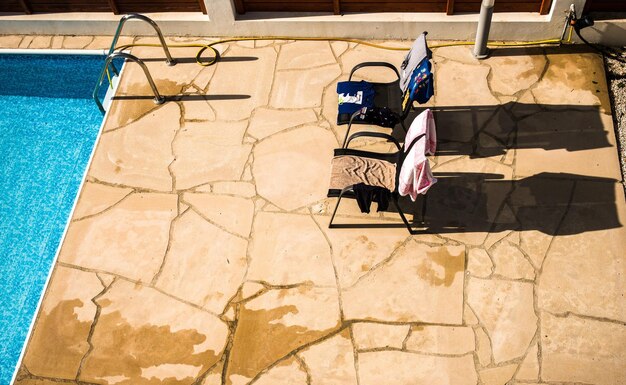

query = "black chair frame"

[
  {"left": 328, "top": 131, "right": 428, "bottom": 235},
  {"left": 337, "top": 62, "right": 415, "bottom": 127}
]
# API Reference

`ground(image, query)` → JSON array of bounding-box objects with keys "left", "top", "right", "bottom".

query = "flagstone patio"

[{"left": 5, "top": 34, "right": 626, "bottom": 385}]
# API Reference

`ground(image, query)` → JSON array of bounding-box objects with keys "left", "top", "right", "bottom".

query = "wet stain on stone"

[
  {"left": 22, "top": 299, "right": 93, "bottom": 379},
  {"left": 415, "top": 247, "right": 465, "bottom": 287},
  {"left": 226, "top": 304, "right": 339, "bottom": 383},
  {"left": 107, "top": 77, "right": 180, "bottom": 128},
  {"left": 114, "top": 160, "right": 124, "bottom": 174},
  {"left": 79, "top": 311, "right": 219, "bottom": 385},
  {"left": 518, "top": 54, "right": 546, "bottom": 82},
  {"left": 519, "top": 67, "right": 538, "bottom": 81},
  {"left": 340, "top": 235, "right": 378, "bottom": 257},
  {"left": 542, "top": 53, "right": 609, "bottom": 110},
  {"left": 107, "top": 99, "right": 160, "bottom": 129}
]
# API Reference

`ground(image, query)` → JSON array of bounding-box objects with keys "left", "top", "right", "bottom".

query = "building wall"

[{"left": 0, "top": 0, "right": 624, "bottom": 45}]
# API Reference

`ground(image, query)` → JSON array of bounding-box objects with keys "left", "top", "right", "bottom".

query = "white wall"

[{"left": 0, "top": 0, "right": 624, "bottom": 45}]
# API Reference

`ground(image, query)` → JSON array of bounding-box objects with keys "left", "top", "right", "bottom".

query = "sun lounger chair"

[
  {"left": 327, "top": 131, "right": 428, "bottom": 234},
  {"left": 336, "top": 32, "right": 433, "bottom": 131}
]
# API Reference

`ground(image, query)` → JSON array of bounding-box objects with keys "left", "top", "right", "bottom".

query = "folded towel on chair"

[{"left": 329, "top": 155, "right": 396, "bottom": 191}]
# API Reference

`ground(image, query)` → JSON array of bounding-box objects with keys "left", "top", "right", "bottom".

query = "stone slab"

[
  {"left": 90, "top": 103, "right": 180, "bottom": 191},
  {"left": 183, "top": 192, "right": 254, "bottom": 237},
  {"left": 351, "top": 323, "right": 409, "bottom": 350},
  {"left": 405, "top": 325, "right": 475, "bottom": 355},
  {"left": 79, "top": 280, "right": 229, "bottom": 385},
  {"left": 358, "top": 351, "right": 477, "bottom": 385},
  {"left": 59, "top": 193, "right": 177, "bottom": 283},
  {"left": 541, "top": 312, "right": 626, "bottom": 385},
  {"left": 300, "top": 330, "right": 358, "bottom": 385},
  {"left": 22, "top": 267, "right": 103, "bottom": 380},
  {"left": 226, "top": 286, "right": 341, "bottom": 383},
  {"left": 171, "top": 120, "right": 251, "bottom": 190},
  {"left": 155, "top": 210, "right": 248, "bottom": 314},
  {"left": 342, "top": 242, "right": 465, "bottom": 324},
  {"left": 253, "top": 125, "right": 336, "bottom": 211},
  {"left": 73, "top": 182, "right": 133, "bottom": 220},
  {"left": 247, "top": 212, "right": 335, "bottom": 287}
]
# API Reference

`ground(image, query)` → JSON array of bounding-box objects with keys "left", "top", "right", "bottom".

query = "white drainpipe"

[{"left": 473, "top": 0, "right": 495, "bottom": 59}]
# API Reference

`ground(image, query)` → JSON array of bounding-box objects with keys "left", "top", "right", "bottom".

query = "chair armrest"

[
  {"left": 349, "top": 62, "right": 400, "bottom": 81},
  {"left": 400, "top": 133, "right": 427, "bottom": 163},
  {"left": 341, "top": 110, "right": 365, "bottom": 148},
  {"left": 345, "top": 131, "right": 402, "bottom": 151},
  {"left": 339, "top": 185, "right": 355, "bottom": 196}
]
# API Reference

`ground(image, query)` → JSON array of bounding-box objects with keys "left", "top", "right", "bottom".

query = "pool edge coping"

[{"left": 7, "top": 49, "right": 126, "bottom": 385}]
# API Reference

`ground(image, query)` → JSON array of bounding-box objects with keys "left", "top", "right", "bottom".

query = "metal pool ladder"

[{"left": 93, "top": 13, "right": 176, "bottom": 114}]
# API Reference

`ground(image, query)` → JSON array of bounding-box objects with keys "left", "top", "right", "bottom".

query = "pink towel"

[
  {"left": 398, "top": 109, "right": 437, "bottom": 201},
  {"left": 407, "top": 108, "right": 436, "bottom": 155}
]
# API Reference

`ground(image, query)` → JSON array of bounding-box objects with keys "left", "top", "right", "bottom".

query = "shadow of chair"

[
  {"left": 329, "top": 99, "right": 621, "bottom": 235},
  {"left": 391, "top": 103, "right": 613, "bottom": 158},
  {"left": 400, "top": 171, "right": 622, "bottom": 236}
]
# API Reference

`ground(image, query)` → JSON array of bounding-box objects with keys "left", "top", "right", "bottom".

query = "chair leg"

[
  {"left": 393, "top": 194, "right": 417, "bottom": 235},
  {"left": 342, "top": 110, "right": 363, "bottom": 148},
  {"left": 330, "top": 188, "right": 421, "bottom": 234},
  {"left": 329, "top": 196, "right": 342, "bottom": 229},
  {"left": 421, "top": 194, "right": 428, "bottom": 224},
  {"left": 341, "top": 125, "right": 353, "bottom": 148},
  {"left": 329, "top": 186, "right": 353, "bottom": 228},
  {"left": 400, "top": 119, "right": 407, "bottom": 133}
]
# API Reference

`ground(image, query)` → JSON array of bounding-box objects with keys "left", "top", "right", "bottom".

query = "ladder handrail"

[
  {"left": 108, "top": 13, "right": 176, "bottom": 76},
  {"left": 93, "top": 52, "right": 165, "bottom": 115}
]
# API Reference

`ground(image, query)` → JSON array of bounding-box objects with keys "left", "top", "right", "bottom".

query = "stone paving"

[{"left": 3, "top": 34, "right": 626, "bottom": 385}]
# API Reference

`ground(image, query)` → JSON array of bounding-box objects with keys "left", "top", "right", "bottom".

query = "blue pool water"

[{"left": 0, "top": 54, "right": 116, "bottom": 383}]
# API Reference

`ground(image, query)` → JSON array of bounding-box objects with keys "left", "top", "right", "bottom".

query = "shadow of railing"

[
  {"left": 137, "top": 56, "right": 259, "bottom": 64},
  {"left": 112, "top": 94, "right": 251, "bottom": 102}
]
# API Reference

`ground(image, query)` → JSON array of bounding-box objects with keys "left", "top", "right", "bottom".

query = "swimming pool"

[{"left": 0, "top": 53, "right": 119, "bottom": 383}]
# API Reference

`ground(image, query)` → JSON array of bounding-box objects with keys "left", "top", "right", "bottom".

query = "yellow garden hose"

[{"left": 114, "top": 27, "right": 574, "bottom": 68}]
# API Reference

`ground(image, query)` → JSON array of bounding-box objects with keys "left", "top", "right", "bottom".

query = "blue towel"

[{"left": 337, "top": 81, "right": 375, "bottom": 115}]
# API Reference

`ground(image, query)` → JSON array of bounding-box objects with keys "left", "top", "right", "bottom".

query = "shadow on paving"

[
  {"left": 410, "top": 172, "right": 622, "bottom": 236},
  {"left": 354, "top": 102, "right": 622, "bottom": 235},
  {"left": 487, "top": 44, "right": 597, "bottom": 57},
  {"left": 396, "top": 103, "right": 613, "bottom": 158},
  {"left": 137, "top": 56, "right": 259, "bottom": 64},
  {"left": 112, "top": 94, "right": 251, "bottom": 101}
]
